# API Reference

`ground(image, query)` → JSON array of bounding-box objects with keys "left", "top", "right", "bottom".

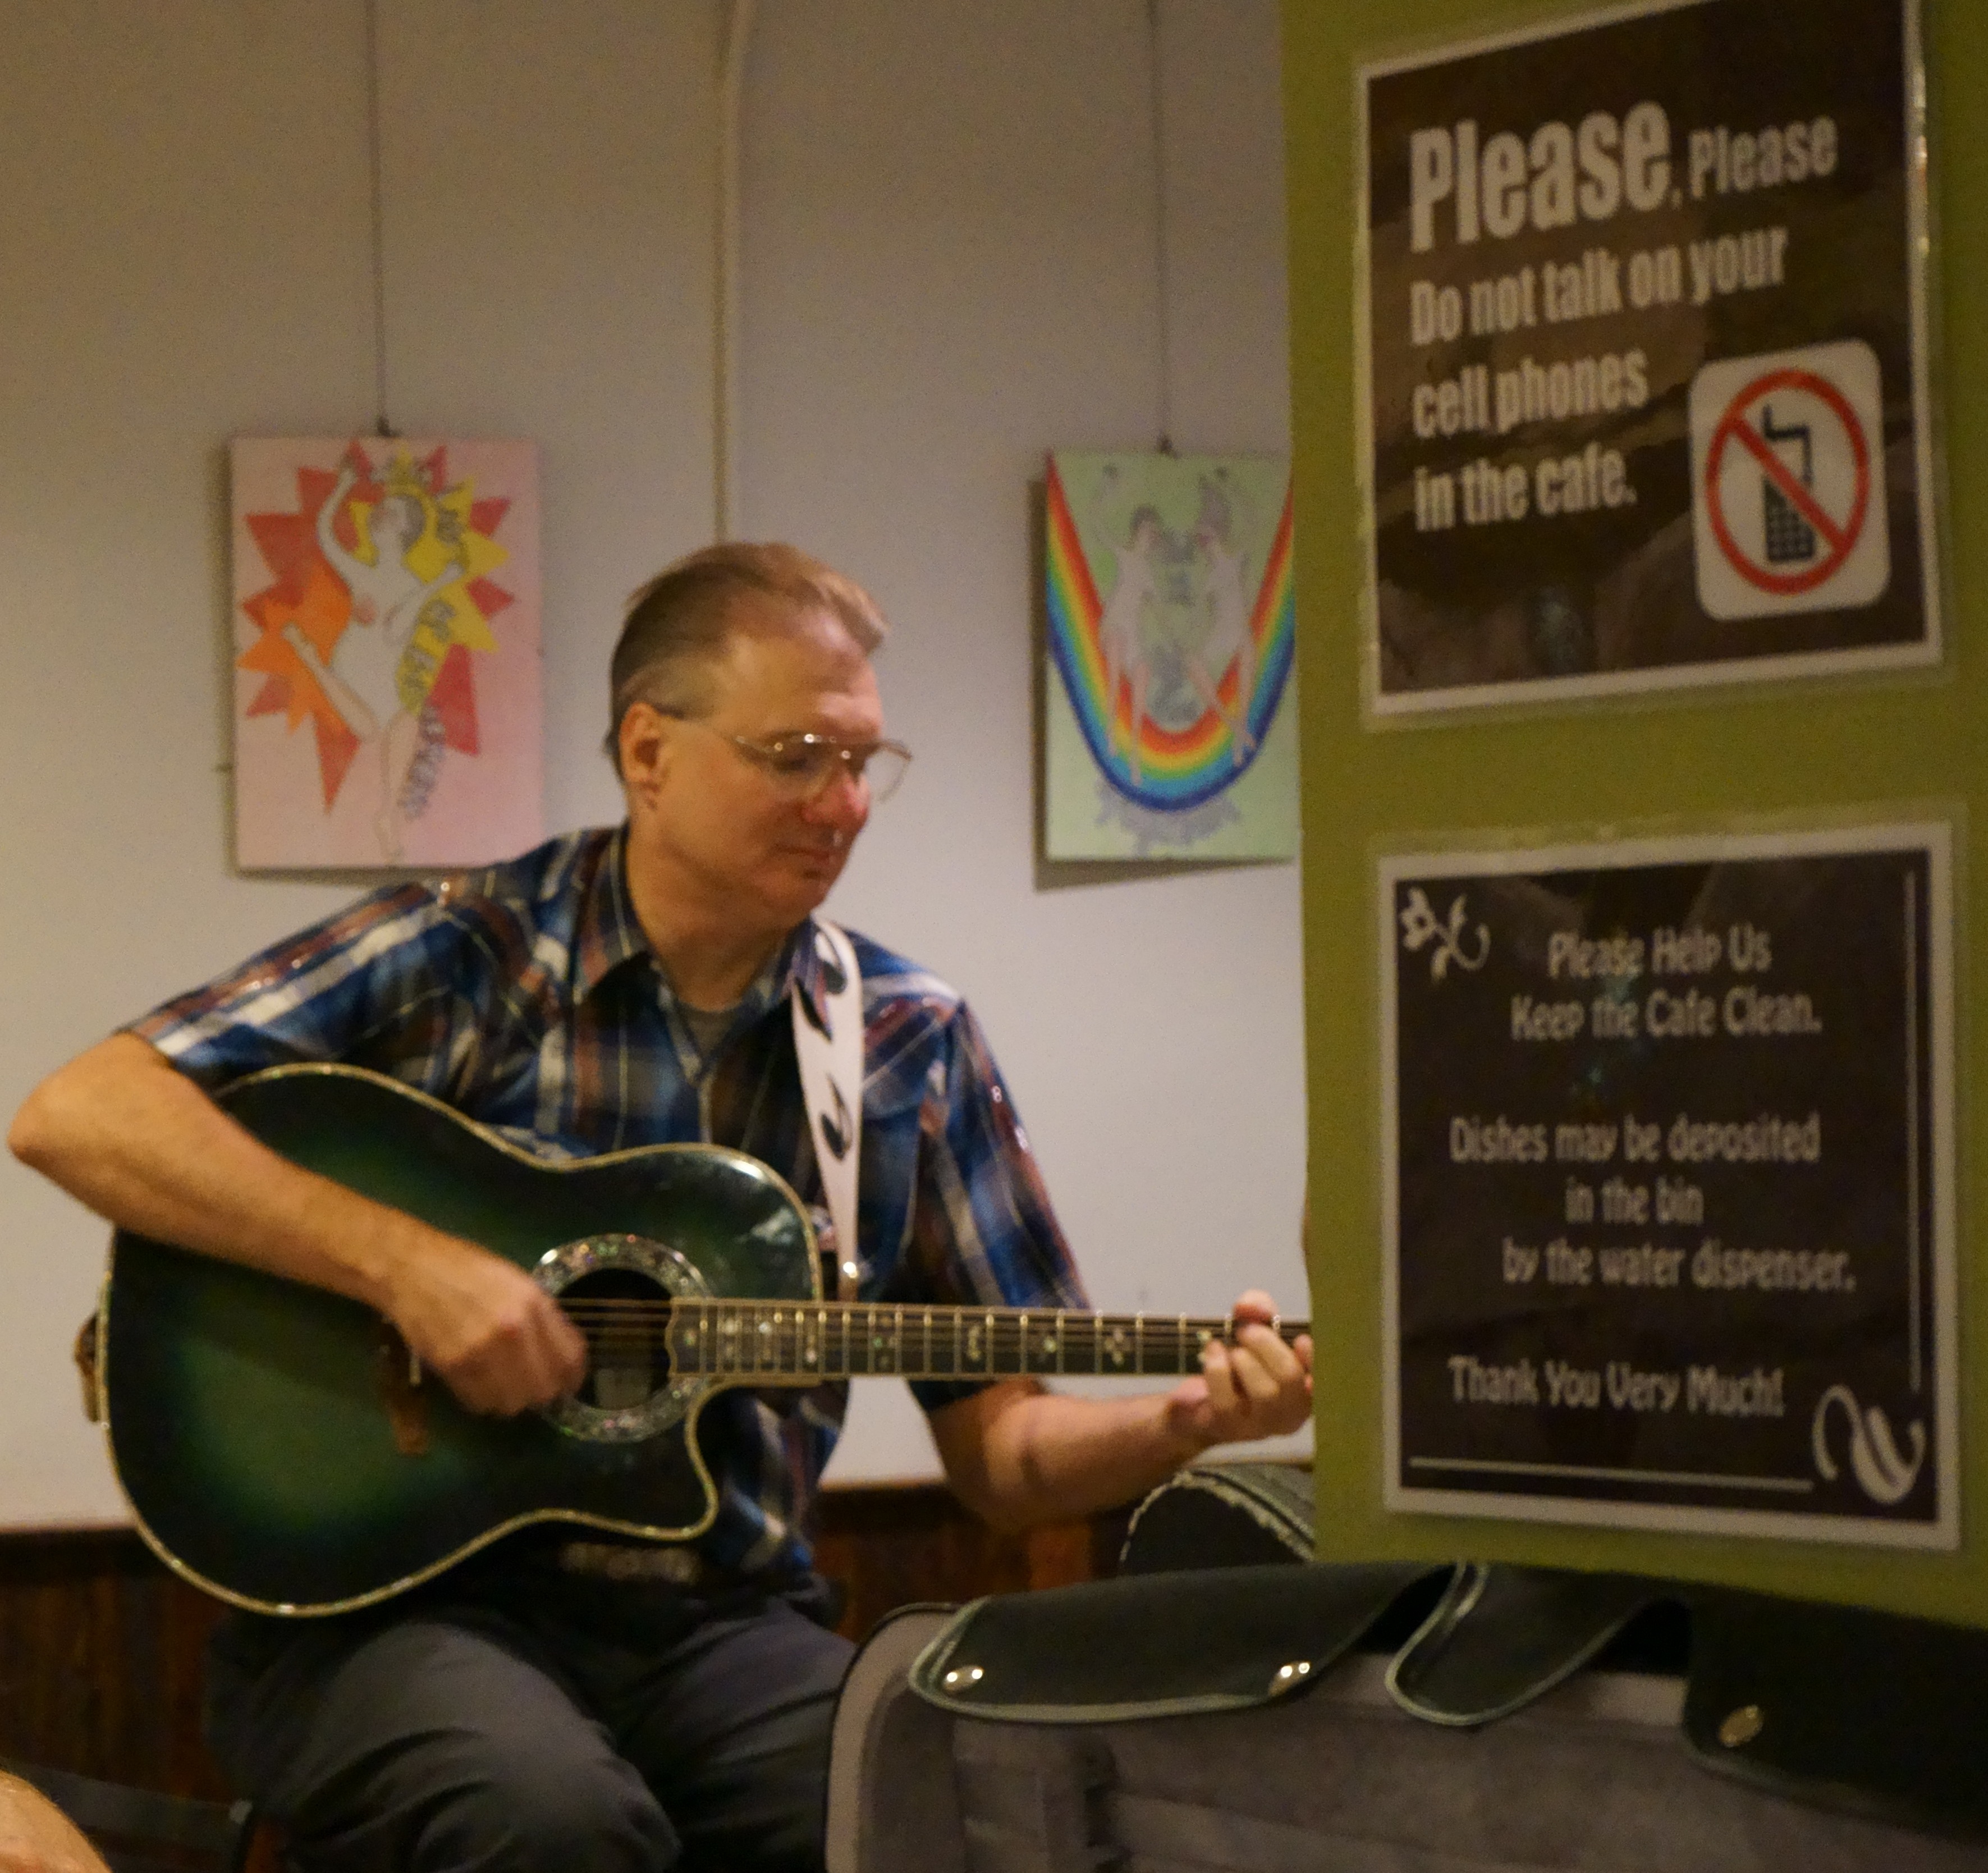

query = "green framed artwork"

[{"left": 1286, "top": 0, "right": 1988, "bottom": 1628}]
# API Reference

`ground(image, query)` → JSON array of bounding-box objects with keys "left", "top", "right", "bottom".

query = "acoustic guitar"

[{"left": 97, "top": 1064, "right": 1308, "bottom": 1617}]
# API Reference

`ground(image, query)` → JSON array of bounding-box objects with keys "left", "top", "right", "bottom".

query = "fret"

[
  {"left": 952, "top": 1309, "right": 963, "bottom": 1380},
  {"left": 921, "top": 1309, "right": 935, "bottom": 1378},
  {"left": 1016, "top": 1313, "right": 1028, "bottom": 1377},
  {"left": 1055, "top": 1309, "right": 1066, "bottom": 1375},
  {"left": 1135, "top": 1312, "right": 1146, "bottom": 1376}
]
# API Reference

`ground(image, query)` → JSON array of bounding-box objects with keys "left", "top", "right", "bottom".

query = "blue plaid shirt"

[{"left": 131, "top": 826, "right": 1087, "bottom": 1576}]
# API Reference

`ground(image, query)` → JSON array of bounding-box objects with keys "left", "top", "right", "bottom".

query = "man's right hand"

[
  {"left": 8, "top": 1034, "right": 589, "bottom": 1420},
  {"left": 381, "top": 1240, "right": 588, "bottom": 1416}
]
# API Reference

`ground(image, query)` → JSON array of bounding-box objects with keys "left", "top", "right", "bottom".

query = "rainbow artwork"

[
  {"left": 231, "top": 438, "right": 543, "bottom": 872},
  {"left": 1045, "top": 450, "right": 1297, "bottom": 859}
]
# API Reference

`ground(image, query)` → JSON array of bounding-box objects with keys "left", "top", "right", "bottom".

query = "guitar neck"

[{"left": 659, "top": 1299, "right": 1310, "bottom": 1383}]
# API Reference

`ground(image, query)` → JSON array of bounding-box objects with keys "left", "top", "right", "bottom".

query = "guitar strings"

[
  {"left": 554, "top": 1298, "right": 1307, "bottom": 1335},
  {"left": 556, "top": 1298, "right": 1307, "bottom": 1381}
]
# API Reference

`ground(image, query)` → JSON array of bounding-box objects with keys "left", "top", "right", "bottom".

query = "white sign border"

[
  {"left": 1354, "top": 0, "right": 1942, "bottom": 723},
  {"left": 1377, "top": 817, "right": 1958, "bottom": 1549}
]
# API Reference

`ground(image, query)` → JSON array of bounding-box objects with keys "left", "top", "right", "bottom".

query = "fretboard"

[{"left": 652, "top": 1299, "right": 1310, "bottom": 1383}]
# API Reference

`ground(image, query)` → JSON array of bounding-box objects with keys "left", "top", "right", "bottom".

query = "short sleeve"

[
  {"left": 127, "top": 882, "right": 497, "bottom": 1096},
  {"left": 897, "top": 1000, "right": 1090, "bottom": 1412}
]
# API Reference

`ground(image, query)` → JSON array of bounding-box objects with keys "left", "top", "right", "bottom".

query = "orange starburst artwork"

[{"left": 231, "top": 438, "right": 543, "bottom": 870}]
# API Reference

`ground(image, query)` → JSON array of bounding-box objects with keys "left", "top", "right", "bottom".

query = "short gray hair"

[{"left": 604, "top": 541, "right": 889, "bottom": 774}]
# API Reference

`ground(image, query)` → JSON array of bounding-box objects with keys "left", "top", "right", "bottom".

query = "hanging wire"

[
  {"left": 1146, "top": 0, "right": 1174, "bottom": 456},
  {"left": 714, "top": 0, "right": 757, "bottom": 540},
  {"left": 364, "top": 0, "right": 396, "bottom": 438}
]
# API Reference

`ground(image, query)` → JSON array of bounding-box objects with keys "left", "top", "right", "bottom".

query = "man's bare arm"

[
  {"left": 929, "top": 1289, "right": 1313, "bottom": 1532},
  {"left": 7, "top": 1034, "right": 585, "bottom": 1414}
]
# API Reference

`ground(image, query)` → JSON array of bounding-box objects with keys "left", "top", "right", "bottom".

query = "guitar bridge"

[{"left": 375, "top": 1325, "right": 430, "bottom": 1457}]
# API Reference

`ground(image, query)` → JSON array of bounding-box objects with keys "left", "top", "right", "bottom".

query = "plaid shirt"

[{"left": 131, "top": 826, "right": 1087, "bottom": 1576}]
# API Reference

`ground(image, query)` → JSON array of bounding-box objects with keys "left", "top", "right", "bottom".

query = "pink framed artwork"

[{"left": 231, "top": 437, "right": 544, "bottom": 870}]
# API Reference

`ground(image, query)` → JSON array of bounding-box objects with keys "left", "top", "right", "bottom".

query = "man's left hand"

[{"left": 1164, "top": 1288, "right": 1313, "bottom": 1450}]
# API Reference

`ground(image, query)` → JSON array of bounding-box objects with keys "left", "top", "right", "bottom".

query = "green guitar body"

[{"left": 101, "top": 1065, "right": 818, "bottom": 1616}]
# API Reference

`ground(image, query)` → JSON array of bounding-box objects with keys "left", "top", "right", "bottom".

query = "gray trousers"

[{"left": 205, "top": 1562, "right": 854, "bottom": 1873}]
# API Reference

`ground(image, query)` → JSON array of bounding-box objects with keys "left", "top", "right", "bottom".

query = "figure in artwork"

[
  {"left": 1097, "top": 505, "right": 1165, "bottom": 782},
  {"left": 280, "top": 457, "right": 469, "bottom": 860}
]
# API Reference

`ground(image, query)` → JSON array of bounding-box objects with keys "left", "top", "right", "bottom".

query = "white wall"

[
  {"left": 0, "top": 0, "right": 1302, "bottom": 1525},
  {"left": 736, "top": 1, "right": 1306, "bottom": 1476}
]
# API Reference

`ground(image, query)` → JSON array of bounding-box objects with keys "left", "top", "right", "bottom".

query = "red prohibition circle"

[{"left": 1704, "top": 367, "right": 1871, "bottom": 597}]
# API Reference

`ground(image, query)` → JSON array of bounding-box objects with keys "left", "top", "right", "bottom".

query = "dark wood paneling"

[
  {"left": 814, "top": 1481, "right": 1131, "bottom": 1637},
  {"left": 0, "top": 1485, "right": 1121, "bottom": 1803},
  {"left": 0, "top": 1529, "right": 227, "bottom": 1801}
]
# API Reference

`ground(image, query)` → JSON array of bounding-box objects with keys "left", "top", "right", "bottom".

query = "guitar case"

[
  {"left": 824, "top": 1462, "right": 1988, "bottom": 1872},
  {"left": 1115, "top": 1458, "right": 1316, "bottom": 1574}
]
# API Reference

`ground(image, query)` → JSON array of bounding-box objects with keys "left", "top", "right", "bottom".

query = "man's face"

[{"left": 622, "top": 597, "right": 884, "bottom": 938}]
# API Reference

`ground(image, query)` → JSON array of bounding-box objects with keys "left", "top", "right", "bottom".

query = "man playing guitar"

[{"left": 10, "top": 542, "right": 1311, "bottom": 1873}]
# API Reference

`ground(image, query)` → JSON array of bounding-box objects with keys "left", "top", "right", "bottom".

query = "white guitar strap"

[{"left": 791, "top": 919, "right": 863, "bottom": 1301}]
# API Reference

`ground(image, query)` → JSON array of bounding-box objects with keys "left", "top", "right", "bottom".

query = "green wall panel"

[{"left": 1286, "top": 0, "right": 1982, "bottom": 1622}]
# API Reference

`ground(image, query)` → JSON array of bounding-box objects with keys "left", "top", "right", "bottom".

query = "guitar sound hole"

[
  {"left": 562, "top": 1267, "right": 673, "bottom": 1412},
  {"left": 534, "top": 1232, "right": 704, "bottom": 1442}
]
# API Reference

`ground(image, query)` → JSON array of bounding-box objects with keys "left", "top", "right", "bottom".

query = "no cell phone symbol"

[{"left": 1689, "top": 341, "right": 1890, "bottom": 621}]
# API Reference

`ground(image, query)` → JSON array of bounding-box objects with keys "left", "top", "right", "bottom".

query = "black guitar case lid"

[{"left": 908, "top": 1560, "right": 1448, "bottom": 1725}]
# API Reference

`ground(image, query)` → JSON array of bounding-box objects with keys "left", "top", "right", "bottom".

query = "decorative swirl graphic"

[
  {"left": 1812, "top": 1385, "right": 1926, "bottom": 1505},
  {"left": 1399, "top": 887, "right": 1491, "bottom": 982}
]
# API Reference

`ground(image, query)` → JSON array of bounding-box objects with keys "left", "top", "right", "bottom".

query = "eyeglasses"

[{"left": 674, "top": 717, "right": 913, "bottom": 804}]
